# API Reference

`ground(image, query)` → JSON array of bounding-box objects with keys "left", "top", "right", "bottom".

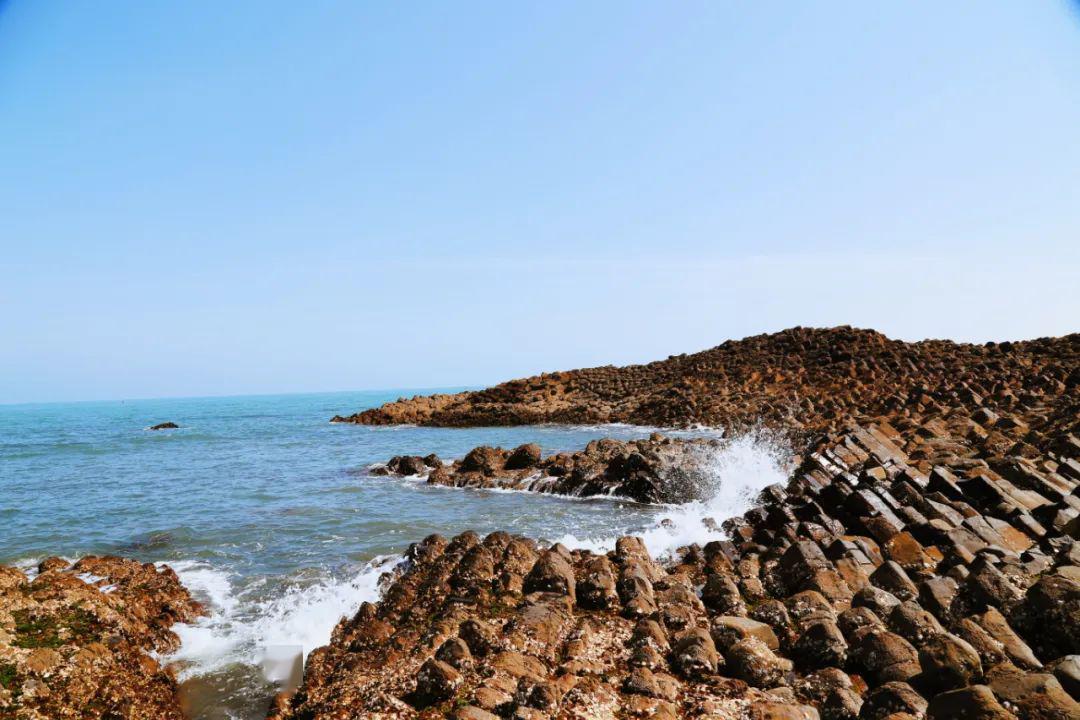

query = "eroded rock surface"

[
  {"left": 277, "top": 405, "right": 1080, "bottom": 719},
  {"left": 332, "top": 327, "right": 1079, "bottom": 432},
  {"left": 374, "top": 434, "right": 734, "bottom": 504},
  {"left": 0, "top": 556, "right": 203, "bottom": 720}
]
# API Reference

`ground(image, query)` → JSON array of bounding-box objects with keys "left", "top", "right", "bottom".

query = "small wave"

[
  {"left": 164, "top": 556, "right": 402, "bottom": 681},
  {"left": 555, "top": 429, "right": 791, "bottom": 559}
]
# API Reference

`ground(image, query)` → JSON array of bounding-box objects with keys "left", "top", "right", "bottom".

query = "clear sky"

[{"left": 1, "top": 2, "right": 1079, "bottom": 403}]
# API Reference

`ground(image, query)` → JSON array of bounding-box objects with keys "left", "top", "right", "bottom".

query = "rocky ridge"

[
  {"left": 331, "top": 327, "right": 1079, "bottom": 433},
  {"left": 0, "top": 556, "right": 203, "bottom": 720}
]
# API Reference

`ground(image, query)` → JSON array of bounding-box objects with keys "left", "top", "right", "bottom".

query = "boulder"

[
  {"left": 918, "top": 632, "right": 983, "bottom": 692},
  {"left": 725, "top": 636, "right": 793, "bottom": 688},
  {"left": 927, "top": 685, "right": 1017, "bottom": 720},
  {"left": 505, "top": 444, "right": 543, "bottom": 470}
]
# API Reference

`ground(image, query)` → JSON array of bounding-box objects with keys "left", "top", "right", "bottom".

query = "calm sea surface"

[{"left": 0, "top": 390, "right": 787, "bottom": 719}]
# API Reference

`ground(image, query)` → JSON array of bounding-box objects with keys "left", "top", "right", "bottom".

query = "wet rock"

[
  {"left": 506, "top": 444, "right": 543, "bottom": 470},
  {"left": 0, "top": 556, "right": 203, "bottom": 720},
  {"left": 149, "top": 421, "right": 178, "bottom": 430}
]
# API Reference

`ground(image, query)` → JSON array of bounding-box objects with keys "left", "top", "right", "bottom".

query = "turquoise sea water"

[{"left": 0, "top": 390, "right": 788, "bottom": 719}]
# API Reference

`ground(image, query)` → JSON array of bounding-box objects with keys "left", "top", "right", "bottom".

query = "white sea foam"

[
  {"left": 555, "top": 429, "right": 791, "bottom": 558},
  {"left": 164, "top": 555, "right": 400, "bottom": 681}
]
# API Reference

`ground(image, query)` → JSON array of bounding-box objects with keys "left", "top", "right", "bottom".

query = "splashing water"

[
  {"left": 165, "top": 555, "right": 402, "bottom": 682},
  {"left": 556, "top": 428, "right": 792, "bottom": 557}
]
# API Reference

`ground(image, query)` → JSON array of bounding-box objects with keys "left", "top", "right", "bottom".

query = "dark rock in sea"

[{"left": 149, "top": 421, "right": 179, "bottom": 430}]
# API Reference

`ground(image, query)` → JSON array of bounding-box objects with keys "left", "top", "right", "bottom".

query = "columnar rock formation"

[
  {"left": 273, "top": 417, "right": 1080, "bottom": 720},
  {"left": 300, "top": 326, "right": 1080, "bottom": 719},
  {"left": 0, "top": 556, "right": 203, "bottom": 720},
  {"left": 331, "top": 327, "right": 1079, "bottom": 433}
]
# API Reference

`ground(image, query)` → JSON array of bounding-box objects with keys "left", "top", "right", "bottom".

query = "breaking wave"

[{"left": 555, "top": 429, "right": 792, "bottom": 558}]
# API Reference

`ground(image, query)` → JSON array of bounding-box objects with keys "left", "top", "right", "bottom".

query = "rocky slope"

[
  {"left": 0, "top": 556, "right": 203, "bottom": 720},
  {"left": 273, "top": 415, "right": 1080, "bottom": 720},
  {"left": 331, "top": 327, "right": 1079, "bottom": 432}
]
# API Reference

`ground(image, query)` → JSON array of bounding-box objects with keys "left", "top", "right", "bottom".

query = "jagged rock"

[
  {"left": 851, "top": 629, "right": 921, "bottom": 684},
  {"left": 414, "top": 658, "right": 462, "bottom": 707},
  {"left": 986, "top": 663, "right": 1080, "bottom": 720},
  {"left": 1045, "top": 655, "right": 1080, "bottom": 701},
  {"left": 506, "top": 444, "right": 543, "bottom": 470},
  {"left": 523, "top": 547, "right": 576, "bottom": 599},
  {"left": 672, "top": 626, "right": 720, "bottom": 678},
  {"left": 712, "top": 616, "right": 781, "bottom": 652}
]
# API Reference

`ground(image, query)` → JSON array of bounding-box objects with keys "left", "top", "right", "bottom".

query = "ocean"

[{"left": 0, "top": 390, "right": 790, "bottom": 719}]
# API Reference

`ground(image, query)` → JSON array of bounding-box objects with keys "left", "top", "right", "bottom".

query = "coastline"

[{"left": 2, "top": 326, "right": 1078, "bottom": 719}]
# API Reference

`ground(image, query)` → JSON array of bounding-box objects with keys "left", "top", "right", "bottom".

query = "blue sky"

[{"left": 1, "top": 2, "right": 1079, "bottom": 403}]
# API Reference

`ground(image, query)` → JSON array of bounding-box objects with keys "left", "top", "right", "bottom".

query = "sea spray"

[
  {"left": 555, "top": 428, "right": 792, "bottom": 557},
  {"left": 165, "top": 555, "right": 401, "bottom": 681}
]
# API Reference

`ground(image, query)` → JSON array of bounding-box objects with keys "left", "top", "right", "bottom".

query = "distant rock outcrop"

[
  {"left": 331, "top": 327, "right": 1079, "bottom": 433},
  {"left": 149, "top": 421, "right": 179, "bottom": 430}
]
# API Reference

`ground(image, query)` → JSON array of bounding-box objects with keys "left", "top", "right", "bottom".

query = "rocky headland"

[
  {"left": 275, "top": 415, "right": 1080, "bottom": 719},
  {"left": 0, "top": 556, "right": 203, "bottom": 720},
  {"left": 294, "top": 326, "right": 1080, "bottom": 719}
]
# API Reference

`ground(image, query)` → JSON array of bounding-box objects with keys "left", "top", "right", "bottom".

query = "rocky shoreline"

[
  {"left": 373, "top": 435, "right": 743, "bottom": 504},
  {"left": 4, "top": 326, "right": 1077, "bottom": 719},
  {"left": 271, "top": 409, "right": 1080, "bottom": 719},
  {"left": 0, "top": 556, "right": 203, "bottom": 720}
]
